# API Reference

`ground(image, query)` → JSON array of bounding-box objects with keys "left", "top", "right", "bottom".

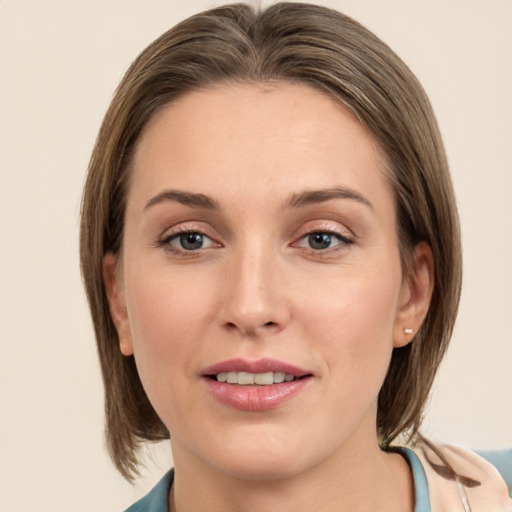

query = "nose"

[{"left": 219, "top": 244, "right": 290, "bottom": 338}]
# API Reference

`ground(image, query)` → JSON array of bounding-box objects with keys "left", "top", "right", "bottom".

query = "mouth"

[
  {"left": 201, "top": 357, "right": 312, "bottom": 383},
  {"left": 201, "top": 358, "right": 313, "bottom": 411},
  {"left": 207, "top": 371, "right": 305, "bottom": 385}
]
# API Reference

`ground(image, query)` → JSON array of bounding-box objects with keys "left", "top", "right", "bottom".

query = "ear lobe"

[
  {"left": 393, "top": 242, "right": 434, "bottom": 348},
  {"left": 103, "top": 253, "right": 134, "bottom": 356}
]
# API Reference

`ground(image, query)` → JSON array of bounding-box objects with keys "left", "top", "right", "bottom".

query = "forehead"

[{"left": 128, "top": 83, "right": 392, "bottom": 211}]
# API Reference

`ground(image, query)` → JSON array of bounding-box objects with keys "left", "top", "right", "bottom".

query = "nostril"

[{"left": 223, "top": 320, "right": 279, "bottom": 335}]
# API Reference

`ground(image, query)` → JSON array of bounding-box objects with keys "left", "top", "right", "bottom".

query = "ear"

[
  {"left": 393, "top": 242, "right": 434, "bottom": 348},
  {"left": 103, "top": 253, "right": 134, "bottom": 356}
]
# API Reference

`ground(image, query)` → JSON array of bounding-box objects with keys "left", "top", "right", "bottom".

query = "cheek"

[
  {"left": 123, "top": 270, "right": 212, "bottom": 395},
  {"left": 303, "top": 265, "right": 401, "bottom": 332},
  {"left": 299, "top": 259, "right": 402, "bottom": 381}
]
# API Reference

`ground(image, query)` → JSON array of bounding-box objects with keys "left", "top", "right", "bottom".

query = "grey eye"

[
  {"left": 179, "top": 232, "right": 204, "bottom": 250},
  {"left": 162, "top": 230, "right": 218, "bottom": 253},
  {"left": 294, "top": 230, "right": 353, "bottom": 252},
  {"left": 308, "top": 233, "right": 333, "bottom": 250}
]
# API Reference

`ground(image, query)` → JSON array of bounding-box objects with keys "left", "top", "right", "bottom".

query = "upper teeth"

[{"left": 216, "top": 371, "right": 296, "bottom": 385}]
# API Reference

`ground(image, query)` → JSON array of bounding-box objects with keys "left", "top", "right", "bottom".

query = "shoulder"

[
  {"left": 478, "top": 448, "right": 512, "bottom": 493},
  {"left": 408, "top": 441, "right": 512, "bottom": 511},
  {"left": 123, "top": 470, "right": 173, "bottom": 512}
]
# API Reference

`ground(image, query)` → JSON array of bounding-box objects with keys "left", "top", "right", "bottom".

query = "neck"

[{"left": 169, "top": 434, "right": 414, "bottom": 512}]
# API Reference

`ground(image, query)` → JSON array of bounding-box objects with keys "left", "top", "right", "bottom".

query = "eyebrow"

[
  {"left": 144, "top": 189, "right": 219, "bottom": 211},
  {"left": 285, "top": 187, "right": 373, "bottom": 210},
  {"left": 144, "top": 186, "right": 372, "bottom": 212}
]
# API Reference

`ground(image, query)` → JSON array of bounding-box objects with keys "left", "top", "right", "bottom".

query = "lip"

[
  {"left": 201, "top": 358, "right": 313, "bottom": 411},
  {"left": 201, "top": 358, "right": 311, "bottom": 377}
]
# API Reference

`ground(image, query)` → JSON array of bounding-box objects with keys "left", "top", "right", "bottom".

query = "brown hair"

[{"left": 80, "top": 2, "right": 462, "bottom": 480}]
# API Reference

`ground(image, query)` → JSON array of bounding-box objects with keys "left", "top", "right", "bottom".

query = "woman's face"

[{"left": 107, "top": 83, "right": 421, "bottom": 480}]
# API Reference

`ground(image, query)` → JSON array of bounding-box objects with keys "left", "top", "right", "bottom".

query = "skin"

[{"left": 105, "top": 83, "right": 433, "bottom": 512}]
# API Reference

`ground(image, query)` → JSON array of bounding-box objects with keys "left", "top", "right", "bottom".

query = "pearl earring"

[{"left": 404, "top": 328, "right": 413, "bottom": 335}]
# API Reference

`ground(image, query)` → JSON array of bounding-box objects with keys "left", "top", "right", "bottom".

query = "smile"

[
  {"left": 214, "top": 371, "right": 297, "bottom": 385},
  {"left": 202, "top": 358, "right": 313, "bottom": 411}
]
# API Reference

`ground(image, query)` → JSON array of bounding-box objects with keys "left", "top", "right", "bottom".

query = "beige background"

[{"left": 0, "top": 0, "right": 510, "bottom": 510}]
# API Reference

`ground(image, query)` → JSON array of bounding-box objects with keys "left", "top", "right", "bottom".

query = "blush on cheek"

[
  {"left": 126, "top": 272, "right": 208, "bottom": 369},
  {"left": 307, "top": 274, "right": 399, "bottom": 376}
]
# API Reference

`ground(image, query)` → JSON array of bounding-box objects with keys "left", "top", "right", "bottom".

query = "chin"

[{"left": 197, "top": 430, "right": 321, "bottom": 482}]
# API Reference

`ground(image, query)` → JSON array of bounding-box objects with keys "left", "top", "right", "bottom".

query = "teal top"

[{"left": 124, "top": 449, "right": 511, "bottom": 512}]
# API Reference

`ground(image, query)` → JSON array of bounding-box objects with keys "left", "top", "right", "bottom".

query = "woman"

[{"left": 80, "top": 2, "right": 512, "bottom": 511}]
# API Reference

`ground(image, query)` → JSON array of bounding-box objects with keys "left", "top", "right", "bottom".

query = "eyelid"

[
  {"left": 156, "top": 222, "right": 223, "bottom": 254},
  {"left": 157, "top": 220, "right": 219, "bottom": 240},
  {"left": 289, "top": 220, "right": 356, "bottom": 256},
  {"left": 291, "top": 220, "right": 355, "bottom": 242},
  {"left": 294, "top": 232, "right": 352, "bottom": 249}
]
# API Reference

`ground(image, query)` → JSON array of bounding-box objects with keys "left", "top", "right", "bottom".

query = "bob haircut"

[{"left": 80, "top": 2, "right": 462, "bottom": 481}]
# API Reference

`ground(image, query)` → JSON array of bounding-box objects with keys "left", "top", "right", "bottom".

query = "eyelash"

[
  {"left": 157, "top": 229, "right": 219, "bottom": 257},
  {"left": 294, "top": 230, "right": 354, "bottom": 251},
  {"left": 156, "top": 226, "right": 354, "bottom": 257}
]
